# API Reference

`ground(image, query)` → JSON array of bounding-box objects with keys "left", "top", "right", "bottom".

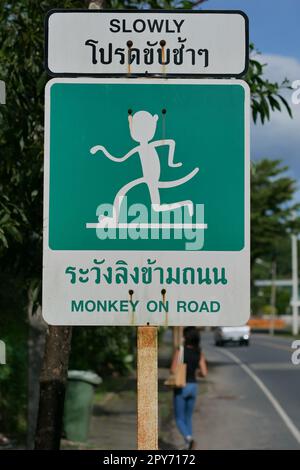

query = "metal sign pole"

[{"left": 137, "top": 326, "right": 158, "bottom": 450}]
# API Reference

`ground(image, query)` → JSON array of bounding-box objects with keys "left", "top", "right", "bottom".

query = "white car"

[{"left": 214, "top": 326, "right": 250, "bottom": 346}]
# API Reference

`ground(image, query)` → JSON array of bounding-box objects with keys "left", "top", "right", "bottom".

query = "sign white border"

[{"left": 43, "top": 78, "right": 250, "bottom": 326}]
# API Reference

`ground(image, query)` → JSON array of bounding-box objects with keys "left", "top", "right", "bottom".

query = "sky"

[{"left": 204, "top": 0, "right": 300, "bottom": 199}]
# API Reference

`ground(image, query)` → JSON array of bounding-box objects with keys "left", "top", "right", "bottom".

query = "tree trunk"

[{"left": 34, "top": 326, "right": 72, "bottom": 450}]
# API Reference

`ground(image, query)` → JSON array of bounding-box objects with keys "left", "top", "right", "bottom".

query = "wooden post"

[{"left": 137, "top": 326, "right": 158, "bottom": 450}]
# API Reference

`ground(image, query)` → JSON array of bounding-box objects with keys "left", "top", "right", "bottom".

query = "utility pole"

[{"left": 291, "top": 234, "right": 299, "bottom": 336}]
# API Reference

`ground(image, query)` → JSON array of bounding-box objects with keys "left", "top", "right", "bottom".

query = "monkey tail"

[{"left": 158, "top": 167, "right": 199, "bottom": 188}]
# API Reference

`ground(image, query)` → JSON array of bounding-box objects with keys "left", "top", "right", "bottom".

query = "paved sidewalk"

[{"left": 89, "top": 386, "right": 137, "bottom": 450}]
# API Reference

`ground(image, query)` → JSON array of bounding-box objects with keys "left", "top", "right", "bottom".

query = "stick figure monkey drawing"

[{"left": 90, "top": 110, "right": 199, "bottom": 226}]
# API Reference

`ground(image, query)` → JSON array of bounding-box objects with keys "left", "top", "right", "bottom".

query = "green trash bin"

[{"left": 63, "top": 370, "right": 102, "bottom": 443}]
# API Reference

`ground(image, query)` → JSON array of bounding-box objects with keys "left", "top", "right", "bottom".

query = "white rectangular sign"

[
  {"left": 43, "top": 78, "right": 250, "bottom": 326},
  {"left": 45, "top": 10, "right": 248, "bottom": 77}
]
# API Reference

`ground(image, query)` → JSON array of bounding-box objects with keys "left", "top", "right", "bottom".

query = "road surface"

[{"left": 169, "top": 332, "right": 300, "bottom": 450}]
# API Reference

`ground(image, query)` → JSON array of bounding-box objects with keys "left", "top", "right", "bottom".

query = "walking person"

[{"left": 171, "top": 327, "right": 207, "bottom": 450}]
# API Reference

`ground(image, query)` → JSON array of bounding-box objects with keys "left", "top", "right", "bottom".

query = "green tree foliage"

[
  {"left": 0, "top": 274, "right": 27, "bottom": 436},
  {"left": 247, "top": 45, "right": 292, "bottom": 124},
  {"left": 251, "top": 159, "right": 300, "bottom": 268},
  {"left": 69, "top": 327, "right": 135, "bottom": 375},
  {"left": 251, "top": 284, "right": 291, "bottom": 317},
  {"left": 86, "top": 0, "right": 207, "bottom": 9},
  {"left": 251, "top": 161, "right": 300, "bottom": 316}
]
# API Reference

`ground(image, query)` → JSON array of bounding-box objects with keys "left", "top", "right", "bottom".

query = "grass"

[{"left": 94, "top": 373, "right": 136, "bottom": 404}]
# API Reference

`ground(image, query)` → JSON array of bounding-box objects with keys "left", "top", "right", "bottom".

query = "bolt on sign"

[
  {"left": 43, "top": 78, "right": 250, "bottom": 326},
  {"left": 45, "top": 10, "right": 249, "bottom": 77}
]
